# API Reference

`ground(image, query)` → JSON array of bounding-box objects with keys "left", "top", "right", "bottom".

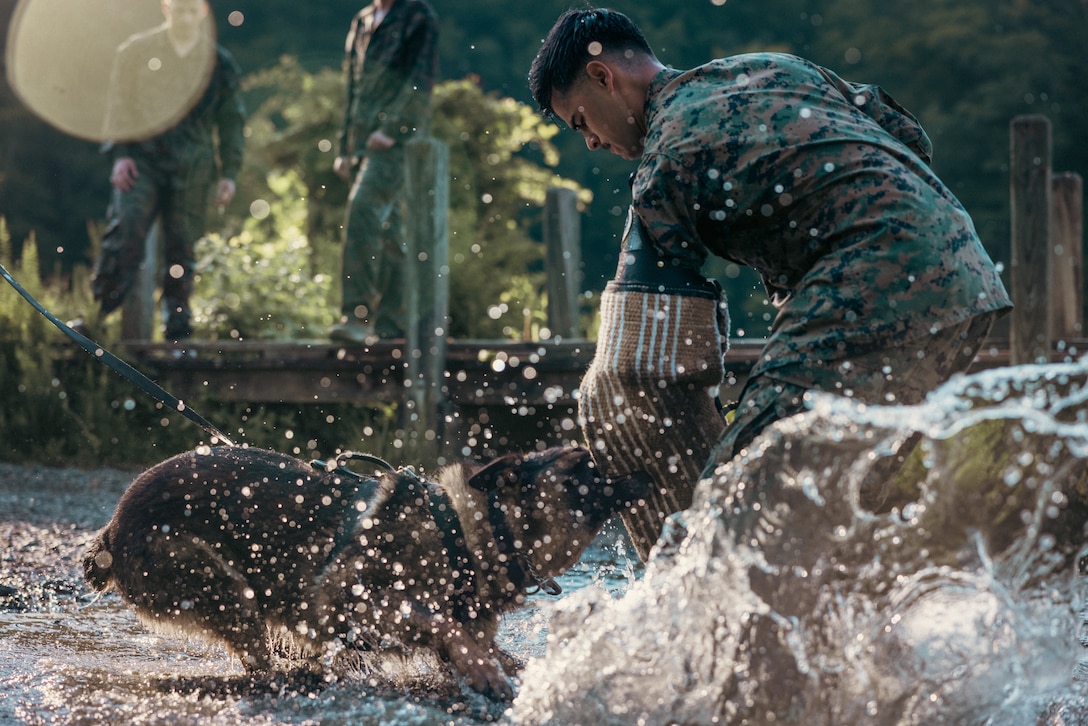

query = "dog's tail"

[{"left": 82, "top": 530, "right": 115, "bottom": 592}]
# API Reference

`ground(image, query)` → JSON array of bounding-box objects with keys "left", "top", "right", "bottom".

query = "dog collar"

[{"left": 486, "top": 491, "right": 562, "bottom": 597}]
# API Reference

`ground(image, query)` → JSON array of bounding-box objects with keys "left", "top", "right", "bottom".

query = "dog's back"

[
  {"left": 83, "top": 446, "right": 377, "bottom": 669},
  {"left": 306, "top": 446, "right": 650, "bottom": 698},
  {"left": 83, "top": 443, "right": 648, "bottom": 698}
]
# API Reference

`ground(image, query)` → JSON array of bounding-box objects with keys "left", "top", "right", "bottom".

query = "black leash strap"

[
  {"left": 312, "top": 451, "right": 397, "bottom": 477},
  {"left": 1, "top": 262, "right": 236, "bottom": 446}
]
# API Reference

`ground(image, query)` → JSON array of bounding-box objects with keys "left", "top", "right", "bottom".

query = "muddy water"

[
  {"left": 0, "top": 463, "right": 642, "bottom": 725},
  {"left": 9, "top": 360, "right": 1088, "bottom": 724}
]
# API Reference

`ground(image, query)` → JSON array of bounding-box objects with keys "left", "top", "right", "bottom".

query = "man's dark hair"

[{"left": 527, "top": 7, "right": 654, "bottom": 117}]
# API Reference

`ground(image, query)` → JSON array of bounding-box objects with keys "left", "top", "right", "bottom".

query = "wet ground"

[{"left": 0, "top": 460, "right": 642, "bottom": 725}]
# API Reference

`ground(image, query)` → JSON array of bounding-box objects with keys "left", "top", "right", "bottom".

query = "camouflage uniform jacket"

[
  {"left": 633, "top": 53, "right": 1011, "bottom": 380},
  {"left": 337, "top": 0, "right": 439, "bottom": 159},
  {"left": 104, "top": 27, "right": 245, "bottom": 183}
]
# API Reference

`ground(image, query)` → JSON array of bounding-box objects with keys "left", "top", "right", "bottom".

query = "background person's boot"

[
  {"left": 329, "top": 317, "right": 376, "bottom": 345},
  {"left": 162, "top": 297, "right": 192, "bottom": 341}
]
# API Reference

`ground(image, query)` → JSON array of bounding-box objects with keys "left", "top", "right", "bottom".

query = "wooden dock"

[
  {"left": 122, "top": 336, "right": 1045, "bottom": 408},
  {"left": 123, "top": 337, "right": 604, "bottom": 407},
  {"left": 120, "top": 334, "right": 1075, "bottom": 454}
]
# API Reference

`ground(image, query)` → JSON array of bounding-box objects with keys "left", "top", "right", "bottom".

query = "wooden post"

[
  {"left": 1051, "top": 172, "right": 1083, "bottom": 343},
  {"left": 121, "top": 219, "right": 159, "bottom": 341},
  {"left": 544, "top": 187, "right": 582, "bottom": 339},
  {"left": 1009, "top": 115, "right": 1052, "bottom": 364},
  {"left": 403, "top": 137, "right": 450, "bottom": 461}
]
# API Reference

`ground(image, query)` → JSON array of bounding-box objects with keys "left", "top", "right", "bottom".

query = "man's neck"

[
  {"left": 166, "top": 26, "right": 202, "bottom": 57},
  {"left": 373, "top": 0, "right": 395, "bottom": 18}
]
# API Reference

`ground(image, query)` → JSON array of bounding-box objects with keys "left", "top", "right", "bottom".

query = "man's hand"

[
  {"left": 333, "top": 155, "right": 353, "bottom": 181},
  {"left": 215, "top": 178, "right": 236, "bottom": 209},
  {"left": 366, "top": 130, "right": 396, "bottom": 151},
  {"left": 110, "top": 157, "right": 139, "bottom": 192},
  {"left": 333, "top": 131, "right": 395, "bottom": 181}
]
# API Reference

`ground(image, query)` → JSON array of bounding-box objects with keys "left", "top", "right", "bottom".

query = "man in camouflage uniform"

[
  {"left": 330, "top": 0, "right": 439, "bottom": 344},
  {"left": 92, "top": 0, "right": 245, "bottom": 341},
  {"left": 529, "top": 8, "right": 1012, "bottom": 559}
]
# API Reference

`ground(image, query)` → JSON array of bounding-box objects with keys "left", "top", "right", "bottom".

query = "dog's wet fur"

[{"left": 83, "top": 444, "right": 647, "bottom": 700}]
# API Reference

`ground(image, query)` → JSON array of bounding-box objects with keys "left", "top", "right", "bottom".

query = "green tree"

[
  {"left": 4, "top": 0, "right": 1086, "bottom": 334},
  {"left": 810, "top": 0, "right": 1088, "bottom": 278},
  {"left": 237, "top": 57, "right": 347, "bottom": 267},
  {"left": 431, "top": 77, "right": 589, "bottom": 338},
  {"left": 193, "top": 169, "right": 338, "bottom": 340}
]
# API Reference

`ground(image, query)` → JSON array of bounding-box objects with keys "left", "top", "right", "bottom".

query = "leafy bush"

[
  {"left": 239, "top": 61, "right": 592, "bottom": 340},
  {"left": 0, "top": 219, "right": 187, "bottom": 465},
  {"left": 193, "top": 170, "right": 337, "bottom": 340}
]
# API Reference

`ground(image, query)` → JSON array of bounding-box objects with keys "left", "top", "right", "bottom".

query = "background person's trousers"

[
  {"left": 340, "top": 145, "right": 406, "bottom": 337},
  {"left": 92, "top": 158, "right": 213, "bottom": 337}
]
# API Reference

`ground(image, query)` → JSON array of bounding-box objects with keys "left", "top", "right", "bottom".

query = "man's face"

[
  {"left": 163, "top": 0, "right": 207, "bottom": 36},
  {"left": 551, "top": 71, "right": 645, "bottom": 161}
]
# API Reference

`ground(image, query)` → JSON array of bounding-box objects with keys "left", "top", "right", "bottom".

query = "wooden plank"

[
  {"left": 169, "top": 367, "right": 406, "bottom": 405},
  {"left": 1051, "top": 172, "right": 1084, "bottom": 342},
  {"left": 124, "top": 336, "right": 1070, "bottom": 406},
  {"left": 123, "top": 338, "right": 764, "bottom": 405},
  {"left": 1009, "top": 115, "right": 1053, "bottom": 364},
  {"left": 116, "top": 335, "right": 1087, "bottom": 458},
  {"left": 544, "top": 187, "right": 582, "bottom": 339},
  {"left": 114, "top": 336, "right": 1070, "bottom": 467}
]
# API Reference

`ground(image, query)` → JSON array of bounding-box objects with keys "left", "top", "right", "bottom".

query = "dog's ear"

[{"left": 466, "top": 453, "right": 524, "bottom": 493}]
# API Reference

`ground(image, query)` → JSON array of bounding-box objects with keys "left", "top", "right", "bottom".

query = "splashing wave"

[{"left": 514, "top": 359, "right": 1088, "bottom": 725}]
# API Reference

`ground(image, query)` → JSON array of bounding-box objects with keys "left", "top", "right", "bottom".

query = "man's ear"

[{"left": 585, "top": 59, "right": 615, "bottom": 91}]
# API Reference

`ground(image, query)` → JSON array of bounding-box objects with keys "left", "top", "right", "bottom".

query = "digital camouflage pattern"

[
  {"left": 633, "top": 53, "right": 1012, "bottom": 381},
  {"left": 576, "top": 52, "right": 1011, "bottom": 557},
  {"left": 708, "top": 313, "right": 996, "bottom": 482}
]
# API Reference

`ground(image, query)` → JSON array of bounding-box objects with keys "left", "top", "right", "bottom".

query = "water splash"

[{"left": 512, "top": 359, "right": 1088, "bottom": 725}]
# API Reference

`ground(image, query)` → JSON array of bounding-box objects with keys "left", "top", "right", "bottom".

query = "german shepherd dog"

[{"left": 83, "top": 444, "right": 647, "bottom": 700}]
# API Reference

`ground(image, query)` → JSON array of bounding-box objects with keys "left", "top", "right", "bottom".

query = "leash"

[
  {"left": 1, "top": 261, "right": 236, "bottom": 446},
  {"left": 4, "top": 262, "right": 559, "bottom": 597},
  {"left": 312, "top": 450, "right": 397, "bottom": 477}
]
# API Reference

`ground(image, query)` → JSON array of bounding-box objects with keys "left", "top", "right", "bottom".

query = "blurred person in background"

[
  {"left": 330, "top": 0, "right": 439, "bottom": 344},
  {"left": 92, "top": 0, "right": 245, "bottom": 341}
]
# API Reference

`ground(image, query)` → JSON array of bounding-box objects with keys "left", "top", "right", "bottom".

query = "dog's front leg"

[
  {"left": 397, "top": 604, "right": 514, "bottom": 701},
  {"left": 437, "top": 622, "right": 515, "bottom": 701},
  {"left": 493, "top": 646, "right": 524, "bottom": 676}
]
